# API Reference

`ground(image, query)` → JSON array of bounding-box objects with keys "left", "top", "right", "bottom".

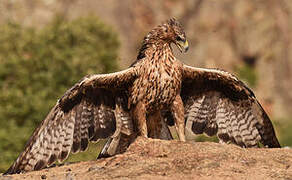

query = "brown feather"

[
  {"left": 181, "top": 65, "right": 280, "bottom": 148},
  {"left": 4, "top": 68, "right": 136, "bottom": 174}
]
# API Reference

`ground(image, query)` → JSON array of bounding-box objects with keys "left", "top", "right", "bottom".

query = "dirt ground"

[{"left": 1, "top": 137, "right": 292, "bottom": 180}]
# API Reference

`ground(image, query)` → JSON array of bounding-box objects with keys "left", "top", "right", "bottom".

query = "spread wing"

[
  {"left": 181, "top": 65, "right": 280, "bottom": 148},
  {"left": 5, "top": 67, "right": 137, "bottom": 174}
]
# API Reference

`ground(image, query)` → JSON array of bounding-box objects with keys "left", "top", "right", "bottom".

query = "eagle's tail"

[{"left": 97, "top": 133, "right": 137, "bottom": 159}]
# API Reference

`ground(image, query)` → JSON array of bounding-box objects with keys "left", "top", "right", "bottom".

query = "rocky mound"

[{"left": 1, "top": 137, "right": 292, "bottom": 180}]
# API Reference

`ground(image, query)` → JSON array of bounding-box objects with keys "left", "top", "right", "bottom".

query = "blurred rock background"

[{"left": 0, "top": 0, "right": 291, "bottom": 173}]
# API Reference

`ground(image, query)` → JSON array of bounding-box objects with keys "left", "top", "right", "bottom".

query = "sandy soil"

[{"left": 1, "top": 137, "right": 292, "bottom": 180}]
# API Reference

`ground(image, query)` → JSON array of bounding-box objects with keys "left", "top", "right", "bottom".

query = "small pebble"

[
  {"left": 88, "top": 166, "right": 104, "bottom": 172},
  {"left": 66, "top": 173, "right": 74, "bottom": 180}
]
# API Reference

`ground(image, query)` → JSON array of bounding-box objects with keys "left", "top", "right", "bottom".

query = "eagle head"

[
  {"left": 136, "top": 18, "right": 189, "bottom": 61},
  {"left": 163, "top": 18, "right": 189, "bottom": 53}
]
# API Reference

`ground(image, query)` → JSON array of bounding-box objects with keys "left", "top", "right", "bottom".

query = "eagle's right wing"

[{"left": 5, "top": 67, "right": 137, "bottom": 175}]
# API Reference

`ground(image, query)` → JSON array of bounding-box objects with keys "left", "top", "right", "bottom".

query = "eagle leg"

[
  {"left": 147, "top": 111, "right": 163, "bottom": 138},
  {"left": 171, "top": 95, "right": 186, "bottom": 142},
  {"left": 132, "top": 102, "right": 148, "bottom": 138}
]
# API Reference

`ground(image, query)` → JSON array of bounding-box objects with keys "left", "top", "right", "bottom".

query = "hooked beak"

[{"left": 176, "top": 39, "right": 189, "bottom": 53}]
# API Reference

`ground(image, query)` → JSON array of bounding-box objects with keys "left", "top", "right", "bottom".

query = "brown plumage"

[{"left": 5, "top": 18, "right": 280, "bottom": 175}]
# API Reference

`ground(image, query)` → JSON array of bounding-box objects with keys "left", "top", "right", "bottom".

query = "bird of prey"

[{"left": 5, "top": 18, "right": 280, "bottom": 175}]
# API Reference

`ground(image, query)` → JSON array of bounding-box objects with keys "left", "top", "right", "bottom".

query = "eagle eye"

[{"left": 176, "top": 36, "right": 184, "bottom": 42}]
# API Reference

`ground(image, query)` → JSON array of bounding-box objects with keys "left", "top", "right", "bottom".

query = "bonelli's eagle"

[{"left": 5, "top": 18, "right": 280, "bottom": 174}]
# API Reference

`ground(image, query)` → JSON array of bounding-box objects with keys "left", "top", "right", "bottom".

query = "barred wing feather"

[
  {"left": 5, "top": 67, "right": 137, "bottom": 174},
  {"left": 181, "top": 65, "right": 280, "bottom": 148}
]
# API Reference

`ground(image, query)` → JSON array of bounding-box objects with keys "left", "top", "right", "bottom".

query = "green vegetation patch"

[
  {"left": 235, "top": 64, "right": 257, "bottom": 88},
  {"left": 0, "top": 16, "right": 119, "bottom": 172}
]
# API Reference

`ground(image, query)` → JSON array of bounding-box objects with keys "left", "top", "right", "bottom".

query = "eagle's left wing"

[{"left": 181, "top": 65, "right": 280, "bottom": 148}]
